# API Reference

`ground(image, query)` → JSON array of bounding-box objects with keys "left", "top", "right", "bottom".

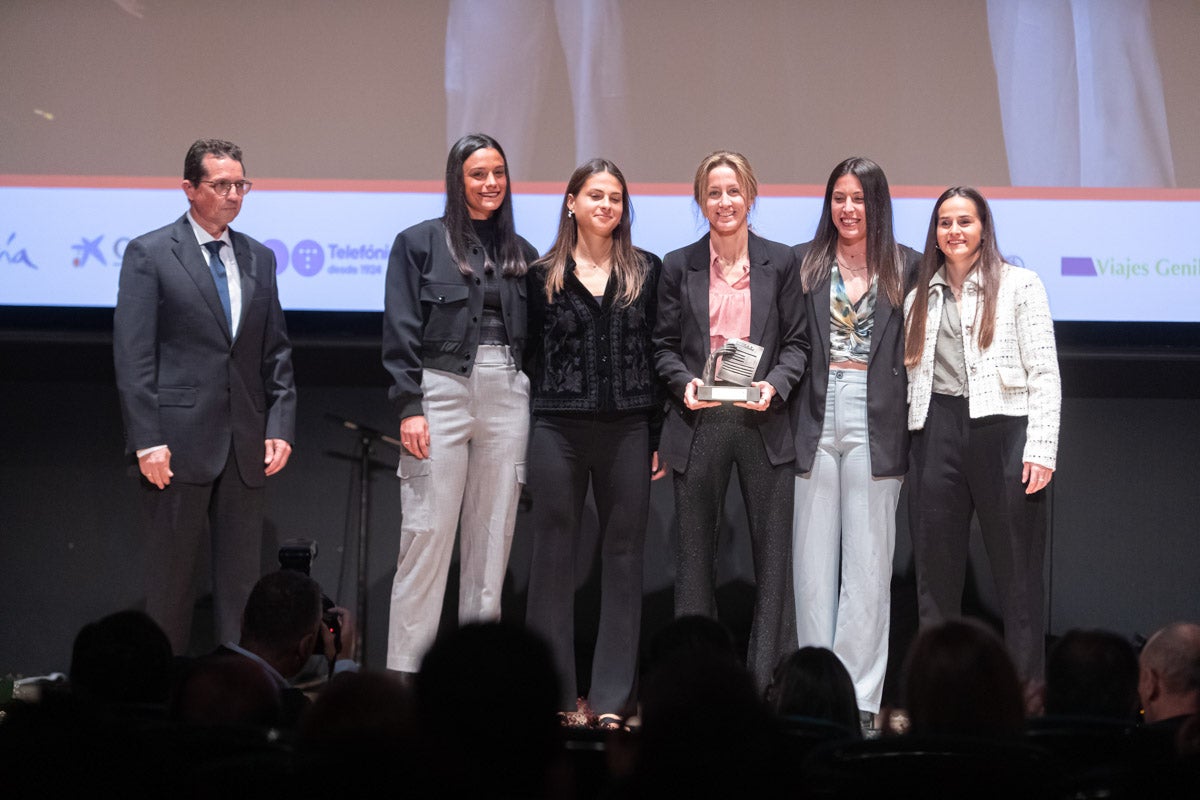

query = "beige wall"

[{"left": 1, "top": 0, "right": 1196, "bottom": 185}]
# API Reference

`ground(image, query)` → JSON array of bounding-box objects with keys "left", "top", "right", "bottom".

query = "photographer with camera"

[
  {"left": 175, "top": 569, "right": 357, "bottom": 729},
  {"left": 232, "top": 569, "right": 357, "bottom": 680}
]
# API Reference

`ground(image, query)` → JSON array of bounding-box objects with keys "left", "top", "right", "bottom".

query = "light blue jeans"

[{"left": 792, "top": 369, "right": 902, "bottom": 713}]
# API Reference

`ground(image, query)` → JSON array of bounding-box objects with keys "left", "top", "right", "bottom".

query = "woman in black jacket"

[
  {"left": 790, "top": 157, "right": 920, "bottom": 722},
  {"left": 381, "top": 133, "right": 537, "bottom": 676},
  {"left": 653, "top": 150, "right": 808, "bottom": 691},
  {"left": 525, "top": 158, "right": 664, "bottom": 727}
]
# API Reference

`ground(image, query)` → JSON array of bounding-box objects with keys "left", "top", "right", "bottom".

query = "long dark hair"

[
  {"left": 904, "top": 186, "right": 1003, "bottom": 366},
  {"left": 533, "top": 158, "right": 647, "bottom": 307},
  {"left": 799, "top": 156, "right": 904, "bottom": 307},
  {"left": 764, "top": 647, "right": 861, "bottom": 735},
  {"left": 903, "top": 620, "right": 1024, "bottom": 738},
  {"left": 443, "top": 133, "right": 528, "bottom": 278}
]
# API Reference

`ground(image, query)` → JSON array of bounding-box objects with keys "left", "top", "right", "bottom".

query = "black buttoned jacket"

[{"left": 383, "top": 217, "right": 538, "bottom": 421}]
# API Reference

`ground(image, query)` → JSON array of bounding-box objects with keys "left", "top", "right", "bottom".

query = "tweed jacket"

[{"left": 904, "top": 263, "right": 1061, "bottom": 469}]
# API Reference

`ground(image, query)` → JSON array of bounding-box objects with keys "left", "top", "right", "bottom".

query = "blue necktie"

[{"left": 203, "top": 240, "right": 233, "bottom": 335}]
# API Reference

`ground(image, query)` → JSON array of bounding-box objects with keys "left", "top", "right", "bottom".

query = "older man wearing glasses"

[{"left": 114, "top": 138, "right": 296, "bottom": 655}]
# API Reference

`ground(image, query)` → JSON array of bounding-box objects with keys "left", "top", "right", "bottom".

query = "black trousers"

[
  {"left": 140, "top": 446, "right": 263, "bottom": 655},
  {"left": 673, "top": 405, "right": 797, "bottom": 691},
  {"left": 525, "top": 412, "right": 650, "bottom": 715},
  {"left": 908, "top": 393, "right": 1048, "bottom": 681}
]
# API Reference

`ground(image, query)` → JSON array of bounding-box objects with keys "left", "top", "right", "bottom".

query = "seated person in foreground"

[
  {"left": 173, "top": 569, "right": 355, "bottom": 728},
  {"left": 902, "top": 619, "right": 1025, "bottom": 739},
  {"left": 1139, "top": 621, "right": 1200, "bottom": 733},
  {"left": 1041, "top": 628, "right": 1139, "bottom": 721},
  {"left": 765, "top": 646, "right": 862, "bottom": 737}
]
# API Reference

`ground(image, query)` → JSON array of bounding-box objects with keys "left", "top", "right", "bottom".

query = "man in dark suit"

[{"left": 113, "top": 138, "right": 296, "bottom": 655}]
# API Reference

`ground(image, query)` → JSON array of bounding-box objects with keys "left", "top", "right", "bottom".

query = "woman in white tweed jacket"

[{"left": 902, "top": 186, "right": 1060, "bottom": 683}]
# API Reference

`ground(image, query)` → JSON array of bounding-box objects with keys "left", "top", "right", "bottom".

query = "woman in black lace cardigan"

[{"left": 524, "top": 158, "right": 665, "bottom": 728}]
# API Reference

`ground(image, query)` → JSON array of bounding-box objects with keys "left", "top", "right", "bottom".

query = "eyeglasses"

[{"left": 199, "top": 179, "right": 253, "bottom": 196}]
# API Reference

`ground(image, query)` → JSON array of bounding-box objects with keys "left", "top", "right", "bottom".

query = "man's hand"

[
  {"left": 138, "top": 447, "right": 173, "bottom": 489},
  {"left": 264, "top": 438, "right": 292, "bottom": 476}
]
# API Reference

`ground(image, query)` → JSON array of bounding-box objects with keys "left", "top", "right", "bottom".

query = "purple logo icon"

[
  {"left": 291, "top": 240, "right": 324, "bottom": 277},
  {"left": 1061, "top": 257, "right": 1096, "bottom": 276},
  {"left": 72, "top": 235, "right": 106, "bottom": 267},
  {"left": 263, "top": 239, "right": 289, "bottom": 274}
]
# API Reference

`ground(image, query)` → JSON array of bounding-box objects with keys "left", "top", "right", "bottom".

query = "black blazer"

[
  {"left": 789, "top": 242, "right": 921, "bottom": 477},
  {"left": 382, "top": 217, "right": 537, "bottom": 421},
  {"left": 653, "top": 232, "right": 808, "bottom": 472},
  {"left": 113, "top": 214, "right": 296, "bottom": 486}
]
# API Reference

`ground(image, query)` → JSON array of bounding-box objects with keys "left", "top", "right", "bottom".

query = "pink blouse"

[{"left": 708, "top": 242, "right": 752, "bottom": 352}]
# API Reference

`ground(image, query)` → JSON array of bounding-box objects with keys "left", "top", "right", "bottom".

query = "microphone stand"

[{"left": 325, "top": 413, "right": 401, "bottom": 668}]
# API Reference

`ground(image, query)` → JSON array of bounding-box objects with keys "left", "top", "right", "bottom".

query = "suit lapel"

[
  {"left": 685, "top": 235, "right": 712, "bottom": 347},
  {"left": 172, "top": 215, "right": 232, "bottom": 342},
  {"left": 748, "top": 233, "right": 772, "bottom": 344},
  {"left": 870, "top": 285, "right": 895, "bottom": 361},
  {"left": 231, "top": 230, "right": 257, "bottom": 341},
  {"left": 813, "top": 272, "right": 832, "bottom": 364}
]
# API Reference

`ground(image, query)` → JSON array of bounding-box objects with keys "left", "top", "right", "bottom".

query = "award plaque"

[{"left": 697, "top": 338, "right": 765, "bottom": 402}]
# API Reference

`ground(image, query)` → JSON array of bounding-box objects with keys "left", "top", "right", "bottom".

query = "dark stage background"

[
  {"left": 2, "top": 0, "right": 1199, "bottom": 687},
  {"left": 2, "top": 315, "right": 1198, "bottom": 693}
]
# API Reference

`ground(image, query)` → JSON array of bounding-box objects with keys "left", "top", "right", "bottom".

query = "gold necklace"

[
  {"left": 576, "top": 258, "right": 610, "bottom": 274},
  {"left": 836, "top": 256, "right": 869, "bottom": 276}
]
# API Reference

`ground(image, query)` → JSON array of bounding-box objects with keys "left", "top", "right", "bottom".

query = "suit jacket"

[
  {"left": 790, "top": 242, "right": 921, "bottom": 478},
  {"left": 113, "top": 214, "right": 296, "bottom": 486},
  {"left": 653, "top": 232, "right": 808, "bottom": 472},
  {"left": 382, "top": 217, "right": 536, "bottom": 421},
  {"left": 904, "top": 262, "right": 1060, "bottom": 469}
]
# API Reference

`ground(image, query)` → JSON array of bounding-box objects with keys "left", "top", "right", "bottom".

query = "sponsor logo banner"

[{"left": 2, "top": 187, "right": 1197, "bottom": 320}]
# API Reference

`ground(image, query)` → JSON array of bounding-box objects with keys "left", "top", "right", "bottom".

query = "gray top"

[{"left": 930, "top": 269, "right": 968, "bottom": 397}]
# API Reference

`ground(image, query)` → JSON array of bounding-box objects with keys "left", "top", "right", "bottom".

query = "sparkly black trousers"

[{"left": 672, "top": 405, "right": 797, "bottom": 690}]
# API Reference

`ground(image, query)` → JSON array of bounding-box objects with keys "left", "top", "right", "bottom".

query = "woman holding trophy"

[{"left": 653, "top": 150, "right": 808, "bottom": 689}]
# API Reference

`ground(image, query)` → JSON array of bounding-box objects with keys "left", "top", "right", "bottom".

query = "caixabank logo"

[
  {"left": 72, "top": 234, "right": 133, "bottom": 267},
  {"left": 1062, "top": 256, "right": 1200, "bottom": 278},
  {"left": 72, "top": 234, "right": 135, "bottom": 268},
  {"left": 263, "top": 240, "right": 388, "bottom": 278}
]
